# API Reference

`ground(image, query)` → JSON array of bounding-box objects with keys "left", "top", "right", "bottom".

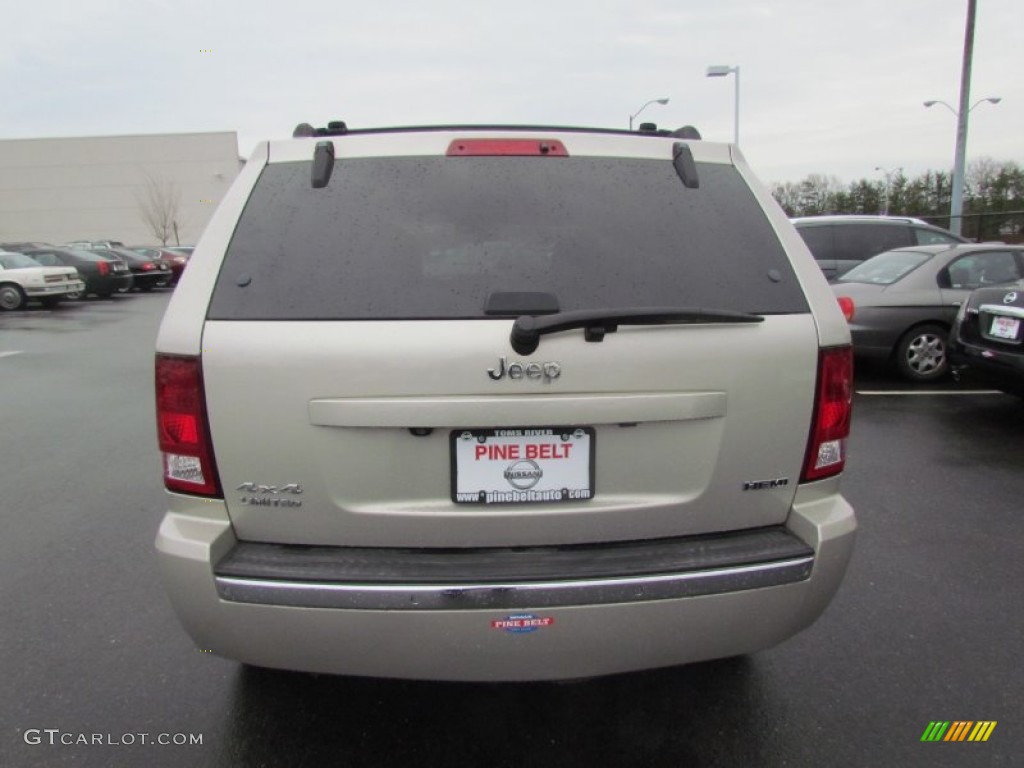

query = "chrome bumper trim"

[{"left": 214, "top": 556, "right": 814, "bottom": 610}]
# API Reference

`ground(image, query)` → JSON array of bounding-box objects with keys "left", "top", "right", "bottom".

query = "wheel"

[
  {"left": 0, "top": 283, "right": 26, "bottom": 311},
  {"left": 895, "top": 324, "right": 949, "bottom": 382},
  {"left": 65, "top": 287, "right": 85, "bottom": 300}
]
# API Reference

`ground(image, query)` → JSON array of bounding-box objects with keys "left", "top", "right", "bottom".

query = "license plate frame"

[
  {"left": 987, "top": 314, "right": 1020, "bottom": 342},
  {"left": 450, "top": 427, "right": 595, "bottom": 505}
]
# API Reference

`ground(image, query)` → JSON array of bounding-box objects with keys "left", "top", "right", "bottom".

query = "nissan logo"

[
  {"left": 1004, "top": 292, "right": 1018, "bottom": 304},
  {"left": 504, "top": 460, "right": 543, "bottom": 490}
]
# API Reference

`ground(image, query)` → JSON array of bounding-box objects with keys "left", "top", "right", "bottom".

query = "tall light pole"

[
  {"left": 920, "top": 0, "right": 994, "bottom": 236},
  {"left": 875, "top": 166, "right": 903, "bottom": 216},
  {"left": 924, "top": 96, "right": 1000, "bottom": 232},
  {"left": 629, "top": 98, "right": 669, "bottom": 131},
  {"left": 706, "top": 64, "right": 740, "bottom": 144}
]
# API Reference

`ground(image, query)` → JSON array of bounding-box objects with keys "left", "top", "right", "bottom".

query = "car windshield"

[
  {"left": 837, "top": 249, "right": 933, "bottom": 285},
  {"left": 0, "top": 253, "right": 43, "bottom": 269}
]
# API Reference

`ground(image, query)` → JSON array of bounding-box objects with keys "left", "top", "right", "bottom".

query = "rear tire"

[
  {"left": 0, "top": 284, "right": 26, "bottom": 311},
  {"left": 895, "top": 324, "right": 949, "bottom": 382}
]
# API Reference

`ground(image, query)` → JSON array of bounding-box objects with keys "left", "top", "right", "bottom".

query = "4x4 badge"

[
  {"left": 236, "top": 482, "right": 303, "bottom": 494},
  {"left": 236, "top": 482, "right": 304, "bottom": 508},
  {"left": 487, "top": 356, "right": 561, "bottom": 383}
]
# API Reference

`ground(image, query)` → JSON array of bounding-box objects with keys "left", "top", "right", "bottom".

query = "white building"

[{"left": 0, "top": 132, "right": 242, "bottom": 247}]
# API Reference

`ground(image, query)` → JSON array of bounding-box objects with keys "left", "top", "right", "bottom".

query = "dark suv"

[{"left": 793, "top": 215, "right": 966, "bottom": 280}]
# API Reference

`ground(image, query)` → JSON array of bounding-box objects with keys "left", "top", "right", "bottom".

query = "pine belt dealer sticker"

[
  {"left": 451, "top": 427, "right": 595, "bottom": 504},
  {"left": 491, "top": 614, "right": 555, "bottom": 633}
]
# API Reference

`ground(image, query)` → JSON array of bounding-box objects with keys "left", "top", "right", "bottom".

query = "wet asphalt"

[{"left": 1, "top": 292, "right": 1021, "bottom": 768}]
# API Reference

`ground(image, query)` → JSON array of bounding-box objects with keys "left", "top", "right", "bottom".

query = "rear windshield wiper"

[{"left": 510, "top": 307, "right": 764, "bottom": 355}]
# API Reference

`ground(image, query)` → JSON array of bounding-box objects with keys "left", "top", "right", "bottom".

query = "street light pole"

[
  {"left": 924, "top": 96, "right": 1000, "bottom": 232},
  {"left": 705, "top": 65, "right": 740, "bottom": 144},
  {"left": 948, "top": 0, "right": 977, "bottom": 237},
  {"left": 629, "top": 98, "right": 669, "bottom": 131}
]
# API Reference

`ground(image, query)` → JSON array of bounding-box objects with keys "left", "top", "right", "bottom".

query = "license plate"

[
  {"left": 989, "top": 315, "right": 1020, "bottom": 340},
  {"left": 451, "top": 427, "right": 594, "bottom": 504}
]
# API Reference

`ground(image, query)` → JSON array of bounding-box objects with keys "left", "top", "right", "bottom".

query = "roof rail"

[{"left": 291, "top": 122, "right": 703, "bottom": 140}]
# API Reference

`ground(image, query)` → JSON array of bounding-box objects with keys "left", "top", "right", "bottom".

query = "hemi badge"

[{"left": 743, "top": 478, "right": 789, "bottom": 491}]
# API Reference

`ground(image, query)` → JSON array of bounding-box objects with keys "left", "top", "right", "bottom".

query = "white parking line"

[
  {"left": 0, "top": 351, "right": 24, "bottom": 359},
  {"left": 856, "top": 389, "right": 1002, "bottom": 396}
]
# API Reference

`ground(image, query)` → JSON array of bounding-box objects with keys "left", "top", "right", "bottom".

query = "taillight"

[
  {"left": 802, "top": 346, "right": 853, "bottom": 483},
  {"left": 97, "top": 260, "right": 110, "bottom": 276},
  {"left": 836, "top": 296, "right": 855, "bottom": 322},
  {"left": 155, "top": 354, "right": 221, "bottom": 496},
  {"left": 142, "top": 262, "right": 155, "bottom": 271}
]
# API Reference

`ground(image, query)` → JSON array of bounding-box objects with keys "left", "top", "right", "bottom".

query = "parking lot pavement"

[{"left": 1, "top": 293, "right": 1021, "bottom": 767}]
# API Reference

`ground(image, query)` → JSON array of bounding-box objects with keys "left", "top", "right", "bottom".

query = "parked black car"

[
  {"left": 950, "top": 280, "right": 1024, "bottom": 396},
  {"left": 22, "top": 247, "right": 133, "bottom": 297},
  {"left": 793, "top": 215, "right": 967, "bottom": 281},
  {"left": 89, "top": 247, "right": 172, "bottom": 291}
]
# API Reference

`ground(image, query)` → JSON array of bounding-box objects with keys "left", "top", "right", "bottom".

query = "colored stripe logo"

[{"left": 921, "top": 721, "right": 997, "bottom": 742}]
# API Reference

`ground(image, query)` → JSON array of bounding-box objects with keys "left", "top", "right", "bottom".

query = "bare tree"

[
  {"left": 797, "top": 174, "right": 844, "bottom": 216},
  {"left": 136, "top": 170, "right": 182, "bottom": 245},
  {"left": 769, "top": 181, "right": 802, "bottom": 216}
]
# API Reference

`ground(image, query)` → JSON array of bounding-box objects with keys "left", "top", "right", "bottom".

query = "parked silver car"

[
  {"left": 155, "top": 122, "right": 856, "bottom": 681},
  {"left": 831, "top": 244, "right": 1024, "bottom": 381}
]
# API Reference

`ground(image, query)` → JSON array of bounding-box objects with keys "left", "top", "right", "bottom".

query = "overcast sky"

[{"left": 3, "top": 0, "right": 1018, "bottom": 185}]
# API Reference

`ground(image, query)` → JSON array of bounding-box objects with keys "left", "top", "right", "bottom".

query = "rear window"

[
  {"left": 838, "top": 249, "right": 932, "bottom": 285},
  {"left": 209, "top": 155, "right": 808, "bottom": 320},
  {"left": 28, "top": 249, "right": 109, "bottom": 265},
  {"left": 0, "top": 253, "right": 42, "bottom": 269},
  {"left": 795, "top": 225, "right": 833, "bottom": 261},
  {"left": 831, "top": 223, "right": 912, "bottom": 263}
]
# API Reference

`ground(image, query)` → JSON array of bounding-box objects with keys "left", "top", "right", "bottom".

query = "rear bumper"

[
  {"left": 214, "top": 528, "right": 815, "bottom": 610},
  {"left": 89, "top": 274, "right": 133, "bottom": 294},
  {"left": 25, "top": 280, "right": 85, "bottom": 297},
  {"left": 950, "top": 341, "right": 1024, "bottom": 394},
  {"left": 155, "top": 488, "right": 856, "bottom": 681},
  {"left": 847, "top": 325, "right": 899, "bottom": 359}
]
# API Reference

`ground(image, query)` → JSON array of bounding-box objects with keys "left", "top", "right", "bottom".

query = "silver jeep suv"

[{"left": 154, "top": 123, "right": 856, "bottom": 681}]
